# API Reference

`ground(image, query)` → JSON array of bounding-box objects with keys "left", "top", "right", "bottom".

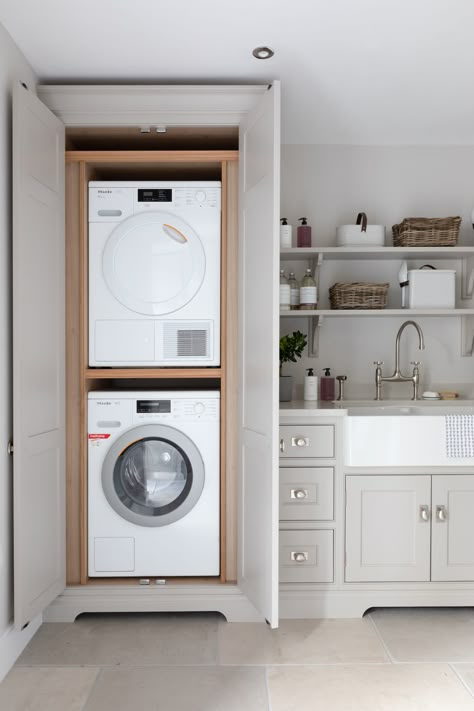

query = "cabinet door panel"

[
  {"left": 432, "top": 475, "right": 474, "bottom": 581},
  {"left": 345, "top": 475, "right": 431, "bottom": 582},
  {"left": 238, "top": 82, "right": 280, "bottom": 627},
  {"left": 13, "top": 85, "right": 65, "bottom": 627}
]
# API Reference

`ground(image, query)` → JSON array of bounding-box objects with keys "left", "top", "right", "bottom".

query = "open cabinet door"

[
  {"left": 12, "top": 85, "right": 65, "bottom": 628},
  {"left": 238, "top": 82, "right": 280, "bottom": 627}
]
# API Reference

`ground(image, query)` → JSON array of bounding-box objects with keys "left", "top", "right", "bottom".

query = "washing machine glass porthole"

[
  {"left": 113, "top": 437, "right": 193, "bottom": 517},
  {"left": 101, "top": 423, "right": 206, "bottom": 528}
]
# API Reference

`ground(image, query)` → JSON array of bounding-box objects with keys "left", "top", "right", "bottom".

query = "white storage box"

[
  {"left": 407, "top": 267, "right": 455, "bottom": 309},
  {"left": 336, "top": 212, "right": 385, "bottom": 247}
]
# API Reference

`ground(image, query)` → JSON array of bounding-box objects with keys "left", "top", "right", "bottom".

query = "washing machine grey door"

[
  {"left": 102, "top": 210, "right": 206, "bottom": 316},
  {"left": 101, "top": 424, "right": 205, "bottom": 527}
]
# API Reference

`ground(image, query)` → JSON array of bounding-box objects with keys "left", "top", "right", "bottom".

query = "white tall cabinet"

[{"left": 12, "top": 83, "right": 281, "bottom": 628}]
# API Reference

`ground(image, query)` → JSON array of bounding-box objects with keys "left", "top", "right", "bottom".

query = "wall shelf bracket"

[
  {"left": 461, "top": 314, "right": 474, "bottom": 357},
  {"left": 310, "top": 253, "right": 324, "bottom": 283},
  {"left": 308, "top": 315, "right": 322, "bottom": 358},
  {"left": 461, "top": 256, "right": 474, "bottom": 301}
]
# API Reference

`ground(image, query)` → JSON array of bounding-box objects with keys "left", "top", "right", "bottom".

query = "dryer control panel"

[{"left": 89, "top": 181, "right": 221, "bottom": 222}]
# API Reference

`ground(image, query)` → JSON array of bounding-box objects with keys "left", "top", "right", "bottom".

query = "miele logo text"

[{"left": 97, "top": 401, "right": 112, "bottom": 405}]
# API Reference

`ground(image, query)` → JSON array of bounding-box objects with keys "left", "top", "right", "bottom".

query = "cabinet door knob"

[
  {"left": 419, "top": 505, "right": 430, "bottom": 522},
  {"left": 436, "top": 505, "right": 448, "bottom": 522},
  {"left": 291, "top": 488, "right": 308, "bottom": 500},
  {"left": 279, "top": 439, "right": 285, "bottom": 453},
  {"left": 291, "top": 551, "right": 308, "bottom": 563}
]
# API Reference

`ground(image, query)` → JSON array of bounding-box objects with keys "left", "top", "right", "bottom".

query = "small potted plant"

[{"left": 279, "top": 330, "right": 308, "bottom": 402}]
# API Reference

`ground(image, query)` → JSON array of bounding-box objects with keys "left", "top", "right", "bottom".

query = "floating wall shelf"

[{"left": 280, "top": 246, "right": 474, "bottom": 357}]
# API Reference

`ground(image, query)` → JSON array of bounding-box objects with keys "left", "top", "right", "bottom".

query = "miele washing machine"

[
  {"left": 88, "top": 391, "right": 220, "bottom": 577},
  {"left": 88, "top": 182, "right": 221, "bottom": 367}
]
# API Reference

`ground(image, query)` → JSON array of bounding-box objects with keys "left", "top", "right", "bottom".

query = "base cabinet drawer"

[
  {"left": 280, "top": 530, "right": 334, "bottom": 583},
  {"left": 279, "top": 467, "right": 334, "bottom": 521},
  {"left": 279, "top": 425, "right": 335, "bottom": 459}
]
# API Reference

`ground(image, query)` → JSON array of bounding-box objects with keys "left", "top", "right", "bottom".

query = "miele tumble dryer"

[{"left": 88, "top": 181, "right": 221, "bottom": 367}]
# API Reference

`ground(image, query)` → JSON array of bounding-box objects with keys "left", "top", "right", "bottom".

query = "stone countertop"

[{"left": 279, "top": 399, "right": 474, "bottom": 417}]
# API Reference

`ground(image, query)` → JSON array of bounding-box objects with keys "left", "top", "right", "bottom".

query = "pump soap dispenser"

[
  {"left": 320, "top": 368, "right": 335, "bottom": 401},
  {"left": 297, "top": 217, "right": 312, "bottom": 247},
  {"left": 280, "top": 218, "right": 293, "bottom": 248},
  {"left": 304, "top": 368, "right": 318, "bottom": 401}
]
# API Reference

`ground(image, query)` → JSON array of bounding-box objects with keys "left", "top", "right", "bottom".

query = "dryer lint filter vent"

[{"left": 163, "top": 321, "right": 211, "bottom": 359}]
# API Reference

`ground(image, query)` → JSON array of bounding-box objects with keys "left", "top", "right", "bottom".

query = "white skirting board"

[
  {"left": 0, "top": 615, "right": 42, "bottom": 682},
  {"left": 279, "top": 589, "right": 474, "bottom": 619},
  {"left": 43, "top": 585, "right": 263, "bottom": 623}
]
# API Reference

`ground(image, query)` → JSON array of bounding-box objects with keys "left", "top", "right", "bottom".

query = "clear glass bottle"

[
  {"left": 299, "top": 268, "right": 317, "bottom": 310},
  {"left": 279, "top": 269, "right": 291, "bottom": 311},
  {"left": 288, "top": 272, "right": 300, "bottom": 310}
]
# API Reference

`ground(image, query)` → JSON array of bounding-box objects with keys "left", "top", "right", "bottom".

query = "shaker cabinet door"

[
  {"left": 238, "top": 82, "right": 280, "bottom": 627},
  {"left": 345, "top": 475, "right": 431, "bottom": 583},
  {"left": 12, "top": 85, "right": 66, "bottom": 628},
  {"left": 431, "top": 475, "right": 474, "bottom": 581}
]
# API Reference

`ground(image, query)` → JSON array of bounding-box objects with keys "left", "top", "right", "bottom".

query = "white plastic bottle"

[
  {"left": 279, "top": 269, "right": 291, "bottom": 311},
  {"left": 280, "top": 218, "right": 293, "bottom": 248},
  {"left": 304, "top": 367, "right": 318, "bottom": 401}
]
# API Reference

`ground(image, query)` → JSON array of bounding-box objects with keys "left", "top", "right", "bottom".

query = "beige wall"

[{"left": 281, "top": 144, "right": 474, "bottom": 399}]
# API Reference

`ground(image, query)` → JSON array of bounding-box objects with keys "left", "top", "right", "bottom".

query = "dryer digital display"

[{"left": 138, "top": 188, "right": 172, "bottom": 202}]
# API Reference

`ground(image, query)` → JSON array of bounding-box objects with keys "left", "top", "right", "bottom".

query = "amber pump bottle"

[
  {"left": 297, "top": 217, "right": 312, "bottom": 247},
  {"left": 320, "top": 368, "right": 335, "bottom": 401}
]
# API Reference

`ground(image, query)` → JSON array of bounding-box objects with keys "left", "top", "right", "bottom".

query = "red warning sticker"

[{"left": 88, "top": 433, "right": 111, "bottom": 440}]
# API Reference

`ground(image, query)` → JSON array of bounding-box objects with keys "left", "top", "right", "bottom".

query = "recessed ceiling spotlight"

[{"left": 252, "top": 46, "right": 274, "bottom": 60}]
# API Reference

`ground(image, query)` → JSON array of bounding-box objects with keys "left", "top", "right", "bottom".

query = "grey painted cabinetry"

[
  {"left": 345, "top": 474, "right": 474, "bottom": 583},
  {"left": 279, "top": 421, "right": 336, "bottom": 584}
]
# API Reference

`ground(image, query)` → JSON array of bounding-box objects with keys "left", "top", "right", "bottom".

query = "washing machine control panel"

[{"left": 133, "top": 398, "right": 219, "bottom": 422}]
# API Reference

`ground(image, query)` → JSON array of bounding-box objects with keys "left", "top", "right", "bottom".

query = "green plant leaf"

[{"left": 279, "top": 330, "right": 308, "bottom": 374}]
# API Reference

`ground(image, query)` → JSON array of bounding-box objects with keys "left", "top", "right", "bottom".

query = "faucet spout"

[{"left": 394, "top": 320, "right": 425, "bottom": 376}]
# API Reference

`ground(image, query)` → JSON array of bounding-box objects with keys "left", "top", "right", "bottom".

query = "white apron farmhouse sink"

[{"left": 345, "top": 405, "right": 474, "bottom": 467}]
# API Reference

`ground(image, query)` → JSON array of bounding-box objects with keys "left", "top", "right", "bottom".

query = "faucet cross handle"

[
  {"left": 373, "top": 360, "right": 384, "bottom": 366},
  {"left": 410, "top": 360, "right": 421, "bottom": 367}
]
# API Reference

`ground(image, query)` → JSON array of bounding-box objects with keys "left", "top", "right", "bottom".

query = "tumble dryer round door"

[
  {"left": 102, "top": 211, "right": 206, "bottom": 316},
  {"left": 101, "top": 424, "right": 205, "bottom": 527}
]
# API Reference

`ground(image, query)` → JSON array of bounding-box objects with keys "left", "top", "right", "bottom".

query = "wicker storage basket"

[
  {"left": 392, "top": 216, "right": 461, "bottom": 247},
  {"left": 329, "top": 282, "right": 389, "bottom": 310}
]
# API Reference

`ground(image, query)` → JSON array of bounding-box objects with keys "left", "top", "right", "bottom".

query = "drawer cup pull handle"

[
  {"left": 419, "top": 505, "right": 430, "bottom": 522},
  {"left": 291, "top": 551, "right": 309, "bottom": 563},
  {"left": 280, "top": 439, "right": 285, "bottom": 453},
  {"left": 291, "top": 488, "right": 308, "bottom": 500},
  {"left": 436, "top": 505, "right": 448, "bottom": 522},
  {"left": 292, "top": 437, "right": 309, "bottom": 447}
]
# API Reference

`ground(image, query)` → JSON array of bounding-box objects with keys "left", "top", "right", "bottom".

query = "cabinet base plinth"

[
  {"left": 280, "top": 587, "right": 474, "bottom": 619},
  {"left": 43, "top": 584, "right": 262, "bottom": 623}
]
